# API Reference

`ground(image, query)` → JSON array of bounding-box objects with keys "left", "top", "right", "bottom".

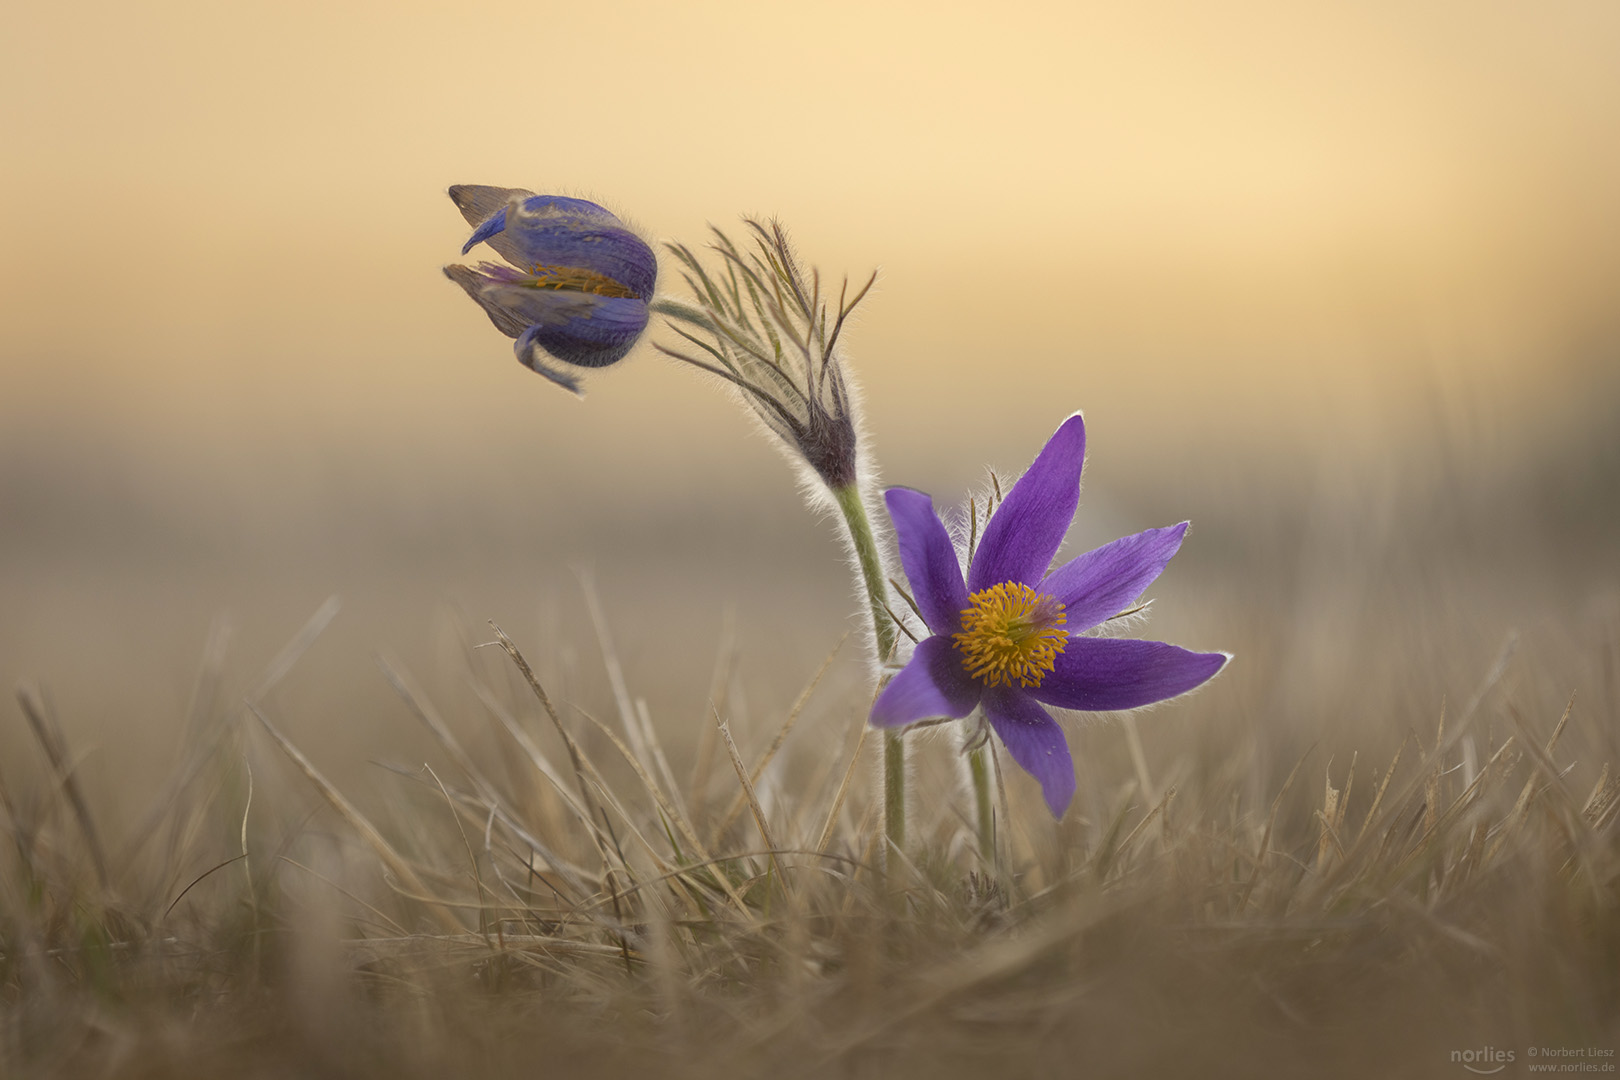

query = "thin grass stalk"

[{"left": 967, "top": 743, "right": 996, "bottom": 868}]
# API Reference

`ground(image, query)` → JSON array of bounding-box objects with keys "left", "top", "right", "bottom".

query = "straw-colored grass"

[{"left": 3, "top": 548, "right": 1616, "bottom": 1080}]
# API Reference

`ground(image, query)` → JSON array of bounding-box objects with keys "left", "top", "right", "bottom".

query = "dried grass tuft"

[{"left": 2, "top": 589, "right": 1617, "bottom": 1080}]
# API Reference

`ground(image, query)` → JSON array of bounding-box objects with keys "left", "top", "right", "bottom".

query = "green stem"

[
  {"left": 831, "top": 482, "right": 904, "bottom": 858},
  {"left": 968, "top": 740, "right": 995, "bottom": 867}
]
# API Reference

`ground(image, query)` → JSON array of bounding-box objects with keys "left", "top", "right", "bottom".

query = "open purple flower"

[
  {"left": 871, "top": 413, "right": 1228, "bottom": 818},
  {"left": 444, "top": 185, "right": 657, "bottom": 395}
]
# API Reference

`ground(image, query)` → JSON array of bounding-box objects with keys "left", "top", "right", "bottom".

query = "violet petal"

[
  {"left": 983, "top": 687, "right": 1076, "bottom": 817},
  {"left": 1028, "top": 636, "right": 1228, "bottom": 712},
  {"left": 506, "top": 198, "right": 656, "bottom": 299},
  {"left": 1040, "top": 522, "right": 1189, "bottom": 631},
  {"left": 505, "top": 293, "right": 650, "bottom": 369},
  {"left": 885, "top": 487, "right": 970, "bottom": 636},
  {"left": 870, "top": 636, "right": 982, "bottom": 728},
  {"left": 455, "top": 194, "right": 657, "bottom": 300},
  {"left": 968, "top": 413, "right": 1087, "bottom": 592},
  {"left": 461, "top": 207, "right": 511, "bottom": 256}
]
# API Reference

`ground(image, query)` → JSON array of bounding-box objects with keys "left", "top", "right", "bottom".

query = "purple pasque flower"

[
  {"left": 444, "top": 185, "right": 657, "bottom": 395},
  {"left": 871, "top": 413, "right": 1229, "bottom": 818}
]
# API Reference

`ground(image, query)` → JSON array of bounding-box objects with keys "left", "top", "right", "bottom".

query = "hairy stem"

[
  {"left": 967, "top": 739, "right": 995, "bottom": 867},
  {"left": 831, "top": 482, "right": 905, "bottom": 859}
]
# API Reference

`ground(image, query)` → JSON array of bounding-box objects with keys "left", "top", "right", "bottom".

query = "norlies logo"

[{"left": 1453, "top": 1047, "right": 1517, "bottom": 1074}]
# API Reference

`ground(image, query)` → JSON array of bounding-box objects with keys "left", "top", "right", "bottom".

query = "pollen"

[
  {"left": 953, "top": 582, "right": 1069, "bottom": 689},
  {"left": 524, "top": 264, "right": 637, "bottom": 298}
]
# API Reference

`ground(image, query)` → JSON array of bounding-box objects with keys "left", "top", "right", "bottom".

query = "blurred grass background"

[
  {"left": 1, "top": 3, "right": 1618, "bottom": 1073},
  {"left": 2, "top": 0, "right": 1616, "bottom": 806}
]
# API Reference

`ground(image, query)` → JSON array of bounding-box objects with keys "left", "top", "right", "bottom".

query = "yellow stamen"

[
  {"left": 523, "top": 264, "right": 636, "bottom": 298},
  {"left": 953, "top": 582, "right": 1068, "bottom": 689}
]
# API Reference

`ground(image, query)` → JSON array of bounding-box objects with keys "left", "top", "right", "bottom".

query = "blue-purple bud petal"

[
  {"left": 513, "top": 295, "right": 650, "bottom": 369},
  {"left": 457, "top": 193, "right": 656, "bottom": 300},
  {"left": 461, "top": 207, "right": 509, "bottom": 255}
]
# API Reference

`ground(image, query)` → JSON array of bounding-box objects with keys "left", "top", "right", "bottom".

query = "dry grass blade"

[
  {"left": 486, "top": 622, "right": 623, "bottom": 881},
  {"left": 1507, "top": 704, "right": 1600, "bottom": 882},
  {"left": 714, "top": 635, "right": 844, "bottom": 842},
  {"left": 1339, "top": 736, "right": 1518, "bottom": 900},
  {"left": 347, "top": 933, "right": 630, "bottom": 959},
  {"left": 1511, "top": 693, "right": 1575, "bottom": 814},
  {"left": 0, "top": 752, "right": 20, "bottom": 844},
  {"left": 568, "top": 705, "right": 756, "bottom": 922},
  {"left": 1237, "top": 745, "right": 1313, "bottom": 913},
  {"left": 424, "top": 764, "right": 494, "bottom": 945},
  {"left": 1453, "top": 630, "right": 1518, "bottom": 732},
  {"left": 689, "top": 611, "right": 738, "bottom": 815},
  {"left": 1511, "top": 702, "right": 1581, "bottom": 821},
  {"left": 1426, "top": 736, "right": 1516, "bottom": 842},
  {"left": 536, "top": 723, "right": 671, "bottom": 882},
  {"left": 1120, "top": 713, "right": 1157, "bottom": 805},
  {"left": 377, "top": 655, "right": 593, "bottom": 901},
  {"left": 1483, "top": 701, "right": 1590, "bottom": 872},
  {"left": 1376, "top": 636, "right": 1518, "bottom": 844},
  {"left": 1092, "top": 785, "right": 1142, "bottom": 881},
  {"left": 577, "top": 570, "right": 654, "bottom": 778},
  {"left": 248, "top": 702, "right": 463, "bottom": 934},
  {"left": 246, "top": 596, "right": 343, "bottom": 705},
  {"left": 469, "top": 681, "right": 601, "bottom": 839},
  {"left": 714, "top": 707, "right": 786, "bottom": 890},
  {"left": 569, "top": 708, "right": 695, "bottom": 852},
  {"left": 162, "top": 853, "right": 249, "bottom": 920},
  {"left": 1115, "top": 785, "right": 1177, "bottom": 868},
  {"left": 634, "top": 697, "right": 690, "bottom": 829},
  {"left": 1317, "top": 758, "right": 1348, "bottom": 869},
  {"left": 122, "top": 618, "right": 235, "bottom": 875},
  {"left": 1386, "top": 894, "right": 1502, "bottom": 956},
  {"left": 1424, "top": 705, "right": 1447, "bottom": 839},
  {"left": 1314, "top": 808, "right": 1347, "bottom": 864},
  {"left": 816, "top": 721, "right": 869, "bottom": 856},
  {"left": 277, "top": 855, "right": 410, "bottom": 937},
  {"left": 1582, "top": 764, "right": 1620, "bottom": 830},
  {"left": 1336, "top": 752, "right": 1357, "bottom": 833},
  {"left": 1355, "top": 734, "right": 1408, "bottom": 844},
  {"left": 16, "top": 685, "right": 109, "bottom": 891},
  {"left": 882, "top": 600, "right": 920, "bottom": 643},
  {"left": 1582, "top": 763, "right": 1611, "bottom": 818},
  {"left": 788, "top": 893, "right": 1125, "bottom": 1075},
  {"left": 1348, "top": 658, "right": 1519, "bottom": 873},
  {"left": 488, "top": 623, "right": 591, "bottom": 799}
]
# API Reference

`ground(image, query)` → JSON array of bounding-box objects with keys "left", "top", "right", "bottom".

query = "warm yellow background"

[
  {"left": 1, "top": 1, "right": 1616, "bottom": 788},
  {"left": 6, "top": 0, "right": 1618, "bottom": 473}
]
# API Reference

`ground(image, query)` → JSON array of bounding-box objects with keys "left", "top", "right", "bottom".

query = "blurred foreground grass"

[{"left": 1, "top": 387, "right": 1617, "bottom": 1079}]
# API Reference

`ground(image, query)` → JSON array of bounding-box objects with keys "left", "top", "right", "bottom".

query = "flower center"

[
  {"left": 523, "top": 264, "right": 637, "bottom": 298},
  {"left": 953, "top": 582, "right": 1069, "bottom": 689}
]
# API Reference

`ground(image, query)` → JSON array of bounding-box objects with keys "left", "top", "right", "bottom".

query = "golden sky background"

[
  {"left": 2, "top": 0, "right": 1618, "bottom": 799},
  {"left": 3, "top": 0, "right": 1618, "bottom": 504}
]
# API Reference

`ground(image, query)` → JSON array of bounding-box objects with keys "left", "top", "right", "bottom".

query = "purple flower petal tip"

[
  {"left": 1031, "top": 639, "right": 1229, "bottom": 712},
  {"left": 1041, "top": 520, "right": 1190, "bottom": 631},
  {"left": 968, "top": 412, "right": 1086, "bottom": 592},
  {"left": 984, "top": 689, "right": 1076, "bottom": 818},
  {"left": 461, "top": 208, "right": 508, "bottom": 255}
]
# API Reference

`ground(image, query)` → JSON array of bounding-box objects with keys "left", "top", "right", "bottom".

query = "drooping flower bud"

[{"left": 444, "top": 185, "right": 657, "bottom": 395}]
